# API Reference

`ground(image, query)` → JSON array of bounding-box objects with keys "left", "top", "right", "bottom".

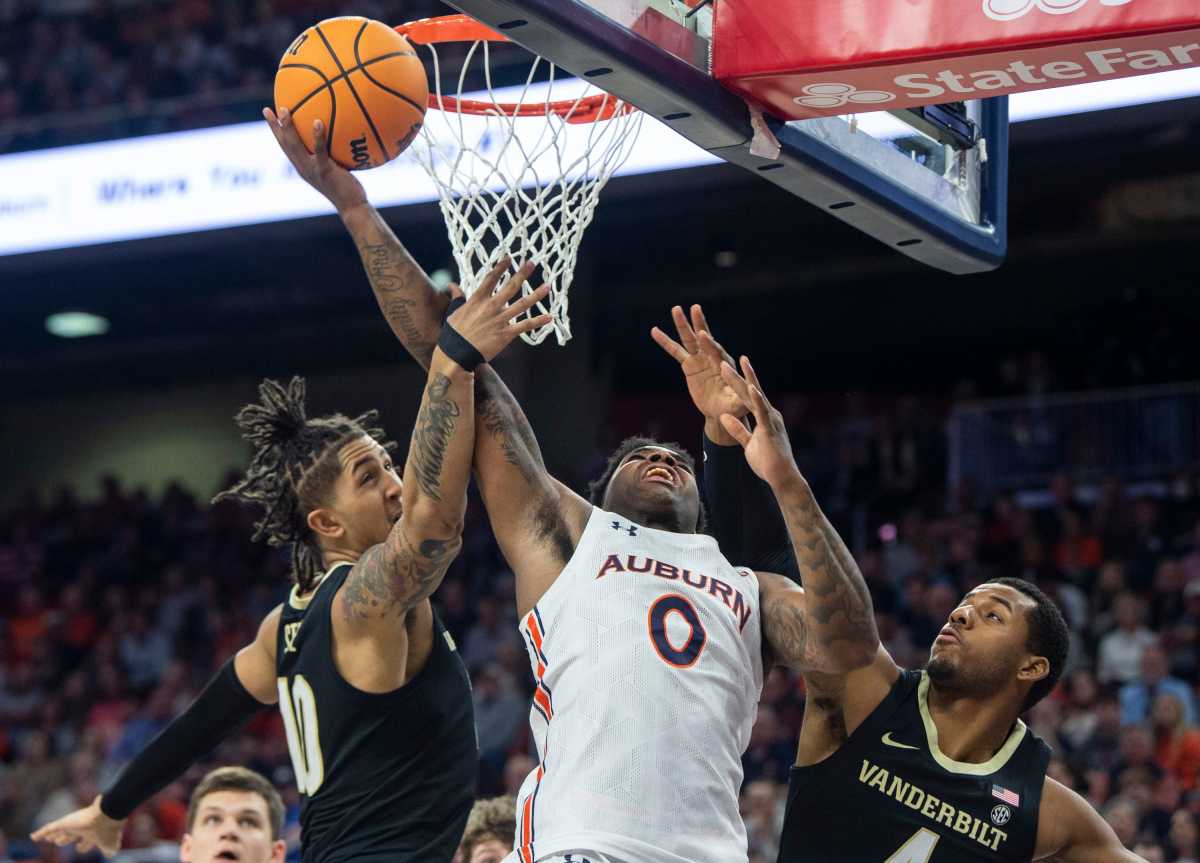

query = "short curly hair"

[
  {"left": 586, "top": 435, "right": 706, "bottom": 532},
  {"left": 458, "top": 795, "right": 515, "bottom": 861}
]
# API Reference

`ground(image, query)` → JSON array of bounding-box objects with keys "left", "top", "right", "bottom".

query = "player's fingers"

[
  {"left": 312, "top": 118, "right": 329, "bottom": 160},
  {"left": 505, "top": 284, "right": 551, "bottom": 318},
  {"left": 691, "top": 304, "right": 713, "bottom": 337},
  {"left": 478, "top": 258, "right": 517, "bottom": 299},
  {"left": 494, "top": 261, "right": 534, "bottom": 305},
  {"left": 696, "top": 330, "right": 733, "bottom": 367},
  {"left": 262, "top": 108, "right": 287, "bottom": 145},
  {"left": 740, "top": 355, "right": 767, "bottom": 399},
  {"left": 447, "top": 283, "right": 465, "bottom": 302},
  {"left": 514, "top": 313, "right": 554, "bottom": 335},
  {"left": 671, "top": 305, "right": 698, "bottom": 353},
  {"left": 720, "top": 414, "right": 752, "bottom": 448},
  {"left": 720, "top": 361, "right": 752, "bottom": 406},
  {"left": 651, "top": 327, "right": 690, "bottom": 364}
]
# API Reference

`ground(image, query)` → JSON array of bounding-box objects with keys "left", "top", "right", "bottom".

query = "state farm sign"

[
  {"left": 984, "top": 0, "right": 1132, "bottom": 22},
  {"left": 713, "top": 0, "right": 1200, "bottom": 120}
]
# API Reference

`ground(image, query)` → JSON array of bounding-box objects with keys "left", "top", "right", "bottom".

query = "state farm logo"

[
  {"left": 793, "top": 83, "right": 895, "bottom": 109},
  {"left": 983, "top": 0, "right": 1131, "bottom": 21}
]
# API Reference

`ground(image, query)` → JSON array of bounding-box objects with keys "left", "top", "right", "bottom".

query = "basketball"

[{"left": 274, "top": 17, "right": 428, "bottom": 171}]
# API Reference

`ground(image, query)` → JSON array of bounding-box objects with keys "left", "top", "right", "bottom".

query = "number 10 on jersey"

[{"left": 278, "top": 675, "right": 325, "bottom": 794}]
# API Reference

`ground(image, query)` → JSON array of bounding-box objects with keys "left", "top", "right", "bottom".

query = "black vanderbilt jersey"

[
  {"left": 779, "top": 670, "right": 1050, "bottom": 863},
  {"left": 276, "top": 563, "right": 477, "bottom": 863}
]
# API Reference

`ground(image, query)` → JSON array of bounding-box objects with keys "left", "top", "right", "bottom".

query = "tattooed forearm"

[
  {"left": 342, "top": 527, "right": 460, "bottom": 621},
  {"left": 343, "top": 204, "right": 444, "bottom": 367},
  {"left": 475, "top": 368, "right": 547, "bottom": 477},
  {"left": 410, "top": 373, "right": 460, "bottom": 501},
  {"left": 773, "top": 480, "right": 878, "bottom": 671}
]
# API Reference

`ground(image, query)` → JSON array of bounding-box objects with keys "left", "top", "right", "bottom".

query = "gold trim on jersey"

[
  {"left": 287, "top": 562, "right": 352, "bottom": 610},
  {"left": 917, "top": 672, "right": 1027, "bottom": 776}
]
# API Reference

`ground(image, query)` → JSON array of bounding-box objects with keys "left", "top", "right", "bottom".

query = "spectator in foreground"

[
  {"left": 455, "top": 796, "right": 515, "bottom": 863},
  {"left": 179, "top": 767, "right": 286, "bottom": 863}
]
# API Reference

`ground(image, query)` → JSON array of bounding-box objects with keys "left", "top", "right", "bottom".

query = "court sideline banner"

[{"left": 714, "top": 0, "right": 1200, "bottom": 118}]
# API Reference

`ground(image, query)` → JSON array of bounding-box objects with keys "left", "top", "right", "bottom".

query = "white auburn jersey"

[{"left": 509, "top": 506, "right": 763, "bottom": 863}]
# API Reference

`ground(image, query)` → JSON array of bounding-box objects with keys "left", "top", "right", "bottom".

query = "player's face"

[
  {"left": 330, "top": 436, "right": 403, "bottom": 549},
  {"left": 467, "top": 838, "right": 511, "bottom": 863},
  {"left": 604, "top": 446, "right": 700, "bottom": 531},
  {"left": 926, "top": 584, "right": 1035, "bottom": 696},
  {"left": 180, "top": 791, "right": 285, "bottom": 863}
]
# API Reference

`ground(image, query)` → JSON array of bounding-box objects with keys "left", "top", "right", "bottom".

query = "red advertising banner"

[{"left": 712, "top": 0, "right": 1200, "bottom": 119}]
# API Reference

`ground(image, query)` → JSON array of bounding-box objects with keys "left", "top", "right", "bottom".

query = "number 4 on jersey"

[
  {"left": 885, "top": 828, "right": 940, "bottom": 863},
  {"left": 278, "top": 675, "right": 325, "bottom": 794}
]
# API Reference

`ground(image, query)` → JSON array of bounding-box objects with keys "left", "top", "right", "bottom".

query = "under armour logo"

[
  {"left": 983, "top": 0, "right": 1130, "bottom": 21},
  {"left": 794, "top": 83, "right": 895, "bottom": 110},
  {"left": 611, "top": 520, "right": 637, "bottom": 536},
  {"left": 283, "top": 622, "right": 301, "bottom": 653}
]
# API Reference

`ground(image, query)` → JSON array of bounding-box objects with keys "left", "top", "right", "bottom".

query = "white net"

[{"left": 408, "top": 39, "right": 643, "bottom": 345}]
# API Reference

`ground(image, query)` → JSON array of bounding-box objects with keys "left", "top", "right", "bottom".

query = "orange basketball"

[{"left": 274, "top": 17, "right": 428, "bottom": 171}]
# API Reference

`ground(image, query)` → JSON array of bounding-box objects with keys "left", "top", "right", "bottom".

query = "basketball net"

[{"left": 403, "top": 24, "right": 643, "bottom": 345}]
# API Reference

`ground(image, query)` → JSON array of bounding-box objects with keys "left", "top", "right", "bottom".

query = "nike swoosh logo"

[{"left": 882, "top": 731, "right": 920, "bottom": 750}]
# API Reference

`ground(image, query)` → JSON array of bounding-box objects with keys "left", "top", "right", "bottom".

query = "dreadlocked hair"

[
  {"left": 213, "top": 377, "right": 396, "bottom": 594},
  {"left": 587, "top": 435, "right": 706, "bottom": 532}
]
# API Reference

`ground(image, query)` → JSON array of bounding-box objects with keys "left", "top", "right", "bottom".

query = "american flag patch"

[{"left": 992, "top": 785, "right": 1020, "bottom": 806}]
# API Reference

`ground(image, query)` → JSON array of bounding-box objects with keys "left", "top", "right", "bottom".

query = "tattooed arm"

[
  {"left": 344, "top": 205, "right": 445, "bottom": 368},
  {"left": 263, "top": 106, "right": 447, "bottom": 367},
  {"left": 339, "top": 350, "right": 473, "bottom": 631},
  {"left": 718, "top": 357, "right": 880, "bottom": 674},
  {"left": 338, "top": 268, "right": 553, "bottom": 632},
  {"left": 717, "top": 355, "right": 900, "bottom": 763}
]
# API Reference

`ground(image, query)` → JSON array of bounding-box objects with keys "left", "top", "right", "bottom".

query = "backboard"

[{"left": 442, "top": 0, "right": 1008, "bottom": 274}]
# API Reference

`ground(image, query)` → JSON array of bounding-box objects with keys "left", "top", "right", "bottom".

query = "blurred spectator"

[
  {"left": 741, "top": 780, "right": 784, "bottom": 863},
  {"left": 462, "top": 597, "right": 520, "bottom": 673},
  {"left": 1097, "top": 593, "right": 1157, "bottom": 685},
  {"left": 1170, "top": 810, "right": 1200, "bottom": 863},
  {"left": 1153, "top": 693, "right": 1200, "bottom": 792},
  {"left": 1121, "top": 643, "right": 1197, "bottom": 727},
  {"left": 455, "top": 796, "right": 514, "bottom": 863},
  {"left": 472, "top": 665, "right": 526, "bottom": 787}
]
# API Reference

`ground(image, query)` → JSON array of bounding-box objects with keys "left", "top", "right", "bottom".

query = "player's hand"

[
  {"left": 445, "top": 260, "right": 553, "bottom": 362},
  {"left": 31, "top": 796, "right": 124, "bottom": 858},
  {"left": 719, "top": 356, "right": 802, "bottom": 491},
  {"left": 652, "top": 305, "right": 748, "bottom": 442},
  {"left": 264, "top": 106, "right": 367, "bottom": 214}
]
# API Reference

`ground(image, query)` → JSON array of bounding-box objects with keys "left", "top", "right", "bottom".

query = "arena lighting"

[
  {"left": 0, "top": 67, "right": 1197, "bottom": 258},
  {"left": 45, "top": 311, "right": 110, "bottom": 338}
]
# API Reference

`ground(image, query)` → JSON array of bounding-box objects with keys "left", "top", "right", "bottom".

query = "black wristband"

[
  {"left": 444, "top": 296, "right": 467, "bottom": 319},
  {"left": 99, "top": 658, "right": 263, "bottom": 820},
  {"left": 437, "top": 321, "right": 485, "bottom": 372}
]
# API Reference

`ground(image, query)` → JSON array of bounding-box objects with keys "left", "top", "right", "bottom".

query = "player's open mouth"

[
  {"left": 214, "top": 850, "right": 241, "bottom": 861},
  {"left": 642, "top": 465, "right": 675, "bottom": 486}
]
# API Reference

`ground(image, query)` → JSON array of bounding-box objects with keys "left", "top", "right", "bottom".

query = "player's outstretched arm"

[
  {"left": 652, "top": 305, "right": 798, "bottom": 577},
  {"left": 265, "top": 109, "right": 589, "bottom": 614},
  {"left": 717, "top": 356, "right": 881, "bottom": 675},
  {"left": 1034, "top": 777, "right": 1148, "bottom": 862},
  {"left": 32, "top": 608, "right": 281, "bottom": 857},
  {"left": 264, "top": 107, "right": 447, "bottom": 367},
  {"left": 339, "top": 266, "right": 552, "bottom": 625}
]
